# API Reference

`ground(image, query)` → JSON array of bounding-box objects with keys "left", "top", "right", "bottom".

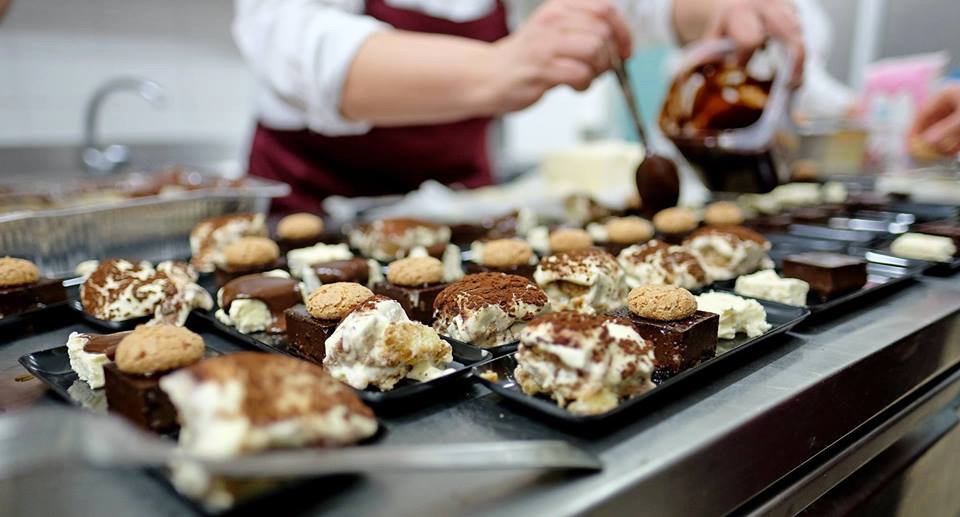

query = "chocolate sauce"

[
  {"left": 635, "top": 154, "right": 680, "bottom": 219},
  {"left": 313, "top": 258, "right": 370, "bottom": 285},
  {"left": 221, "top": 274, "right": 302, "bottom": 332},
  {"left": 82, "top": 331, "right": 133, "bottom": 360}
]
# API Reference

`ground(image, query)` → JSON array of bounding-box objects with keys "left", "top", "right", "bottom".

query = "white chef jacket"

[{"left": 233, "top": 0, "right": 678, "bottom": 137}]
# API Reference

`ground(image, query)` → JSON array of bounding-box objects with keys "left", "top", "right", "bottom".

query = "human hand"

[
  {"left": 484, "top": 0, "right": 632, "bottom": 113},
  {"left": 908, "top": 85, "right": 960, "bottom": 156}
]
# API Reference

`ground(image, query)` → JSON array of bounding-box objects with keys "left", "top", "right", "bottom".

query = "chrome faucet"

[{"left": 81, "top": 77, "right": 166, "bottom": 175}]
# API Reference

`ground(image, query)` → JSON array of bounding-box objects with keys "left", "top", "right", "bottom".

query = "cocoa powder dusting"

[
  {"left": 434, "top": 273, "right": 547, "bottom": 317},
  {"left": 686, "top": 225, "right": 767, "bottom": 245}
]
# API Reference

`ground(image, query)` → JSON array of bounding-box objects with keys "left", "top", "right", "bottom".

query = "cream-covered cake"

[
  {"left": 286, "top": 243, "right": 383, "bottom": 292},
  {"left": 683, "top": 226, "right": 773, "bottom": 281},
  {"left": 695, "top": 291, "right": 771, "bottom": 339},
  {"left": 190, "top": 213, "right": 268, "bottom": 273},
  {"left": 324, "top": 295, "right": 453, "bottom": 391},
  {"left": 617, "top": 240, "right": 709, "bottom": 289},
  {"left": 433, "top": 272, "right": 548, "bottom": 348},
  {"left": 514, "top": 311, "right": 655, "bottom": 415},
  {"left": 348, "top": 218, "right": 451, "bottom": 262},
  {"left": 286, "top": 243, "right": 354, "bottom": 278},
  {"left": 534, "top": 248, "right": 627, "bottom": 314},
  {"left": 66, "top": 331, "right": 131, "bottom": 389},
  {"left": 890, "top": 233, "right": 957, "bottom": 262},
  {"left": 735, "top": 269, "right": 809, "bottom": 306}
]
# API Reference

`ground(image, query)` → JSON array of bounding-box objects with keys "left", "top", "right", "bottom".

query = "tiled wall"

[{"left": 0, "top": 0, "right": 256, "bottom": 149}]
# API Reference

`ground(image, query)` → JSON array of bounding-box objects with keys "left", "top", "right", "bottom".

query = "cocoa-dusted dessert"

[
  {"left": 374, "top": 256, "right": 449, "bottom": 324},
  {"left": 467, "top": 238, "right": 539, "bottom": 280},
  {"left": 325, "top": 295, "right": 453, "bottom": 391},
  {"left": 0, "top": 256, "right": 68, "bottom": 319},
  {"left": 348, "top": 217, "right": 451, "bottom": 262},
  {"left": 81, "top": 259, "right": 213, "bottom": 325},
  {"left": 67, "top": 330, "right": 132, "bottom": 389},
  {"left": 703, "top": 201, "right": 745, "bottom": 227},
  {"left": 514, "top": 311, "right": 655, "bottom": 415},
  {"left": 275, "top": 212, "right": 337, "bottom": 252},
  {"left": 586, "top": 216, "right": 655, "bottom": 256},
  {"left": 214, "top": 236, "right": 285, "bottom": 287},
  {"left": 683, "top": 225, "right": 773, "bottom": 281},
  {"left": 782, "top": 252, "right": 867, "bottom": 298},
  {"left": 617, "top": 240, "right": 709, "bottom": 290},
  {"left": 433, "top": 272, "right": 548, "bottom": 348},
  {"left": 612, "top": 285, "right": 719, "bottom": 380},
  {"left": 160, "top": 352, "right": 377, "bottom": 510},
  {"left": 652, "top": 207, "right": 699, "bottom": 244},
  {"left": 286, "top": 282, "right": 374, "bottom": 364},
  {"left": 104, "top": 324, "right": 204, "bottom": 433},
  {"left": 534, "top": 248, "right": 627, "bottom": 314},
  {"left": 190, "top": 213, "right": 268, "bottom": 273},
  {"left": 214, "top": 270, "right": 303, "bottom": 334}
]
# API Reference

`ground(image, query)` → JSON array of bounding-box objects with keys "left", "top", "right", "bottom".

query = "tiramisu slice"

[
  {"left": 534, "top": 248, "right": 627, "bottom": 314},
  {"left": 214, "top": 271, "right": 303, "bottom": 334},
  {"left": 683, "top": 225, "right": 773, "bottom": 281},
  {"left": 190, "top": 213, "right": 268, "bottom": 273},
  {"left": 514, "top": 311, "right": 655, "bottom": 415},
  {"left": 348, "top": 218, "right": 451, "bottom": 262},
  {"left": 325, "top": 295, "right": 453, "bottom": 391},
  {"left": 433, "top": 272, "right": 548, "bottom": 348},
  {"left": 617, "top": 240, "right": 709, "bottom": 290}
]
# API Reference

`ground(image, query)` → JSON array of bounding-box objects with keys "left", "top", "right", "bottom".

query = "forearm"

[{"left": 341, "top": 31, "right": 499, "bottom": 126}]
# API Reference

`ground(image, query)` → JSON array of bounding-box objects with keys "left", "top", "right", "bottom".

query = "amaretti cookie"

[
  {"left": 467, "top": 238, "right": 538, "bottom": 280},
  {"left": 652, "top": 207, "right": 699, "bottom": 244},
  {"left": 214, "top": 236, "right": 284, "bottom": 286},
  {"left": 286, "top": 282, "right": 374, "bottom": 363},
  {"left": 190, "top": 213, "right": 268, "bottom": 273},
  {"left": 587, "top": 216, "right": 655, "bottom": 256},
  {"left": 0, "top": 256, "right": 68, "bottom": 319}
]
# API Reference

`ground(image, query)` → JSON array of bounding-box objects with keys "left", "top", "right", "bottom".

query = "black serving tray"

[
  {"left": 68, "top": 298, "right": 153, "bottom": 331},
  {"left": 0, "top": 299, "right": 71, "bottom": 331},
  {"left": 473, "top": 298, "right": 809, "bottom": 424},
  {"left": 443, "top": 336, "right": 520, "bottom": 358},
  {"left": 195, "top": 311, "right": 492, "bottom": 405}
]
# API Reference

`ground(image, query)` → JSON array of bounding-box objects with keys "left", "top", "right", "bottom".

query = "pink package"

[{"left": 860, "top": 52, "right": 949, "bottom": 117}]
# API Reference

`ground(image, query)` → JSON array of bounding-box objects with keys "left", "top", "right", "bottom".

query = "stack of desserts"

[
  {"left": 190, "top": 213, "right": 268, "bottom": 273},
  {"left": 0, "top": 256, "right": 68, "bottom": 319}
]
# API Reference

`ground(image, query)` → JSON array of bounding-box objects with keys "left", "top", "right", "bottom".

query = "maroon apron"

[{"left": 248, "top": 0, "right": 509, "bottom": 213}]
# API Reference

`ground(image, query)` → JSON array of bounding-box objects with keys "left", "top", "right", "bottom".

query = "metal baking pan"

[
  {"left": 193, "top": 311, "right": 492, "bottom": 406},
  {"left": 0, "top": 175, "right": 289, "bottom": 279},
  {"left": 787, "top": 224, "right": 880, "bottom": 244},
  {"left": 474, "top": 299, "right": 809, "bottom": 425},
  {"left": 861, "top": 247, "right": 960, "bottom": 277}
]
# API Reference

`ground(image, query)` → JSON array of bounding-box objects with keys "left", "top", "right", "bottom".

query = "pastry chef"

[{"left": 234, "top": 0, "right": 805, "bottom": 212}]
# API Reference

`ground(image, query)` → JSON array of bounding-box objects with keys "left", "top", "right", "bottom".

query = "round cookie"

[
  {"left": 481, "top": 239, "right": 534, "bottom": 268},
  {"left": 277, "top": 213, "right": 325, "bottom": 241},
  {"left": 307, "top": 282, "right": 374, "bottom": 320},
  {"left": 115, "top": 324, "right": 205, "bottom": 374},
  {"left": 223, "top": 236, "right": 280, "bottom": 268},
  {"left": 0, "top": 256, "right": 40, "bottom": 287},
  {"left": 653, "top": 207, "right": 698, "bottom": 234},
  {"left": 703, "top": 201, "right": 745, "bottom": 226},
  {"left": 549, "top": 228, "right": 593, "bottom": 253},
  {"left": 387, "top": 256, "right": 444, "bottom": 286},
  {"left": 606, "top": 217, "right": 654, "bottom": 244},
  {"left": 627, "top": 285, "right": 697, "bottom": 321}
]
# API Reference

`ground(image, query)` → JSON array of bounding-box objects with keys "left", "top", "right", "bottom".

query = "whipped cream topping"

[
  {"left": 190, "top": 213, "right": 267, "bottom": 273},
  {"left": 324, "top": 297, "right": 453, "bottom": 391},
  {"left": 514, "top": 312, "right": 655, "bottom": 415},
  {"left": 771, "top": 182, "right": 823, "bottom": 208},
  {"left": 300, "top": 258, "right": 383, "bottom": 293},
  {"left": 66, "top": 332, "right": 111, "bottom": 389},
  {"left": 695, "top": 291, "right": 771, "bottom": 339},
  {"left": 618, "top": 241, "right": 708, "bottom": 290},
  {"left": 735, "top": 269, "right": 809, "bottom": 306},
  {"left": 526, "top": 225, "right": 551, "bottom": 255},
  {"left": 533, "top": 250, "right": 627, "bottom": 314},
  {"left": 891, "top": 233, "right": 957, "bottom": 262},
  {"left": 685, "top": 232, "right": 773, "bottom": 281},
  {"left": 286, "top": 243, "right": 354, "bottom": 279},
  {"left": 585, "top": 222, "right": 609, "bottom": 243},
  {"left": 348, "top": 219, "right": 451, "bottom": 262}
]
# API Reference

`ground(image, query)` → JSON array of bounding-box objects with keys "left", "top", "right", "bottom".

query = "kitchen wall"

[{"left": 0, "top": 0, "right": 256, "bottom": 151}]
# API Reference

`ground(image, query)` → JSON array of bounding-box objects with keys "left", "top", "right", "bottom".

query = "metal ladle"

[{"left": 608, "top": 47, "right": 680, "bottom": 218}]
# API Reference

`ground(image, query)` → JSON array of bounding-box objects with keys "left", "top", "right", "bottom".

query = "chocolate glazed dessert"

[
  {"left": 80, "top": 331, "right": 131, "bottom": 359},
  {"left": 782, "top": 252, "right": 867, "bottom": 299},
  {"left": 636, "top": 155, "right": 681, "bottom": 219},
  {"left": 0, "top": 278, "right": 68, "bottom": 318},
  {"left": 221, "top": 274, "right": 303, "bottom": 333},
  {"left": 312, "top": 258, "right": 371, "bottom": 284}
]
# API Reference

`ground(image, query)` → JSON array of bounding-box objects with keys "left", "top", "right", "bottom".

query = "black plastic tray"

[
  {"left": 195, "top": 312, "right": 492, "bottom": 405},
  {"left": 473, "top": 298, "right": 809, "bottom": 424},
  {"left": 443, "top": 336, "right": 519, "bottom": 358},
  {"left": 0, "top": 299, "right": 71, "bottom": 330}
]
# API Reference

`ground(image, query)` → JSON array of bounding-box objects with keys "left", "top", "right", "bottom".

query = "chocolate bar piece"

[
  {"left": 611, "top": 308, "right": 719, "bottom": 381},
  {"left": 373, "top": 282, "right": 445, "bottom": 325},
  {"left": 215, "top": 258, "right": 286, "bottom": 287},
  {"left": 285, "top": 305, "right": 339, "bottom": 363},
  {"left": 312, "top": 258, "right": 370, "bottom": 285},
  {"left": 0, "top": 277, "right": 68, "bottom": 319},
  {"left": 745, "top": 214, "right": 793, "bottom": 234},
  {"left": 782, "top": 252, "right": 867, "bottom": 297},
  {"left": 464, "top": 262, "right": 536, "bottom": 281},
  {"left": 103, "top": 363, "right": 178, "bottom": 434}
]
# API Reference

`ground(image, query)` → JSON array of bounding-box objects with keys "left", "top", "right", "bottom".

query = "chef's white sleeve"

[
  {"left": 614, "top": 0, "right": 679, "bottom": 48},
  {"left": 233, "top": 0, "right": 388, "bottom": 136}
]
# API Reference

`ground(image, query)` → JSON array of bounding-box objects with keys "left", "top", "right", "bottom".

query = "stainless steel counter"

[{"left": 2, "top": 276, "right": 960, "bottom": 517}]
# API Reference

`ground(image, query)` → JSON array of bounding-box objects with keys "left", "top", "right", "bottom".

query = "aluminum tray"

[{"left": 0, "top": 176, "right": 289, "bottom": 278}]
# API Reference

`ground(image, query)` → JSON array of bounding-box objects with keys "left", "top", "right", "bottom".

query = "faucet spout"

[{"left": 82, "top": 77, "right": 166, "bottom": 175}]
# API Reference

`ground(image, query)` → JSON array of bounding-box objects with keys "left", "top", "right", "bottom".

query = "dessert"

[
  {"left": 770, "top": 182, "right": 822, "bottom": 208},
  {"left": 286, "top": 283, "right": 374, "bottom": 363},
  {"left": 275, "top": 212, "right": 335, "bottom": 251},
  {"left": 703, "top": 201, "right": 745, "bottom": 227},
  {"left": 324, "top": 295, "right": 453, "bottom": 391},
  {"left": 695, "top": 291, "right": 771, "bottom": 339},
  {"left": 0, "top": 256, "right": 68, "bottom": 319},
  {"left": 617, "top": 240, "right": 709, "bottom": 290},
  {"left": 514, "top": 311, "right": 655, "bottom": 415},
  {"left": 160, "top": 352, "right": 377, "bottom": 509},
  {"left": 548, "top": 228, "right": 594, "bottom": 253},
  {"left": 67, "top": 330, "right": 132, "bottom": 389},
  {"left": 190, "top": 213, "right": 268, "bottom": 273},
  {"left": 744, "top": 213, "right": 793, "bottom": 234},
  {"left": 408, "top": 243, "right": 464, "bottom": 283},
  {"left": 683, "top": 226, "right": 773, "bottom": 281},
  {"left": 734, "top": 269, "right": 809, "bottom": 306},
  {"left": 348, "top": 218, "right": 451, "bottom": 262},
  {"left": 782, "top": 252, "right": 868, "bottom": 297},
  {"left": 586, "top": 216, "right": 655, "bottom": 255},
  {"left": 214, "top": 236, "right": 284, "bottom": 286},
  {"left": 652, "top": 207, "right": 699, "bottom": 244},
  {"left": 286, "top": 242, "right": 383, "bottom": 293},
  {"left": 534, "top": 248, "right": 627, "bottom": 314},
  {"left": 467, "top": 238, "right": 538, "bottom": 280},
  {"left": 214, "top": 270, "right": 303, "bottom": 334},
  {"left": 611, "top": 285, "right": 719, "bottom": 380},
  {"left": 104, "top": 324, "right": 204, "bottom": 433},
  {"left": 374, "top": 256, "right": 449, "bottom": 324},
  {"left": 433, "top": 272, "right": 548, "bottom": 348},
  {"left": 890, "top": 232, "right": 958, "bottom": 263},
  {"left": 80, "top": 259, "right": 213, "bottom": 325},
  {"left": 911, "top": 221, "right": 960, "bottom": 249}
]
